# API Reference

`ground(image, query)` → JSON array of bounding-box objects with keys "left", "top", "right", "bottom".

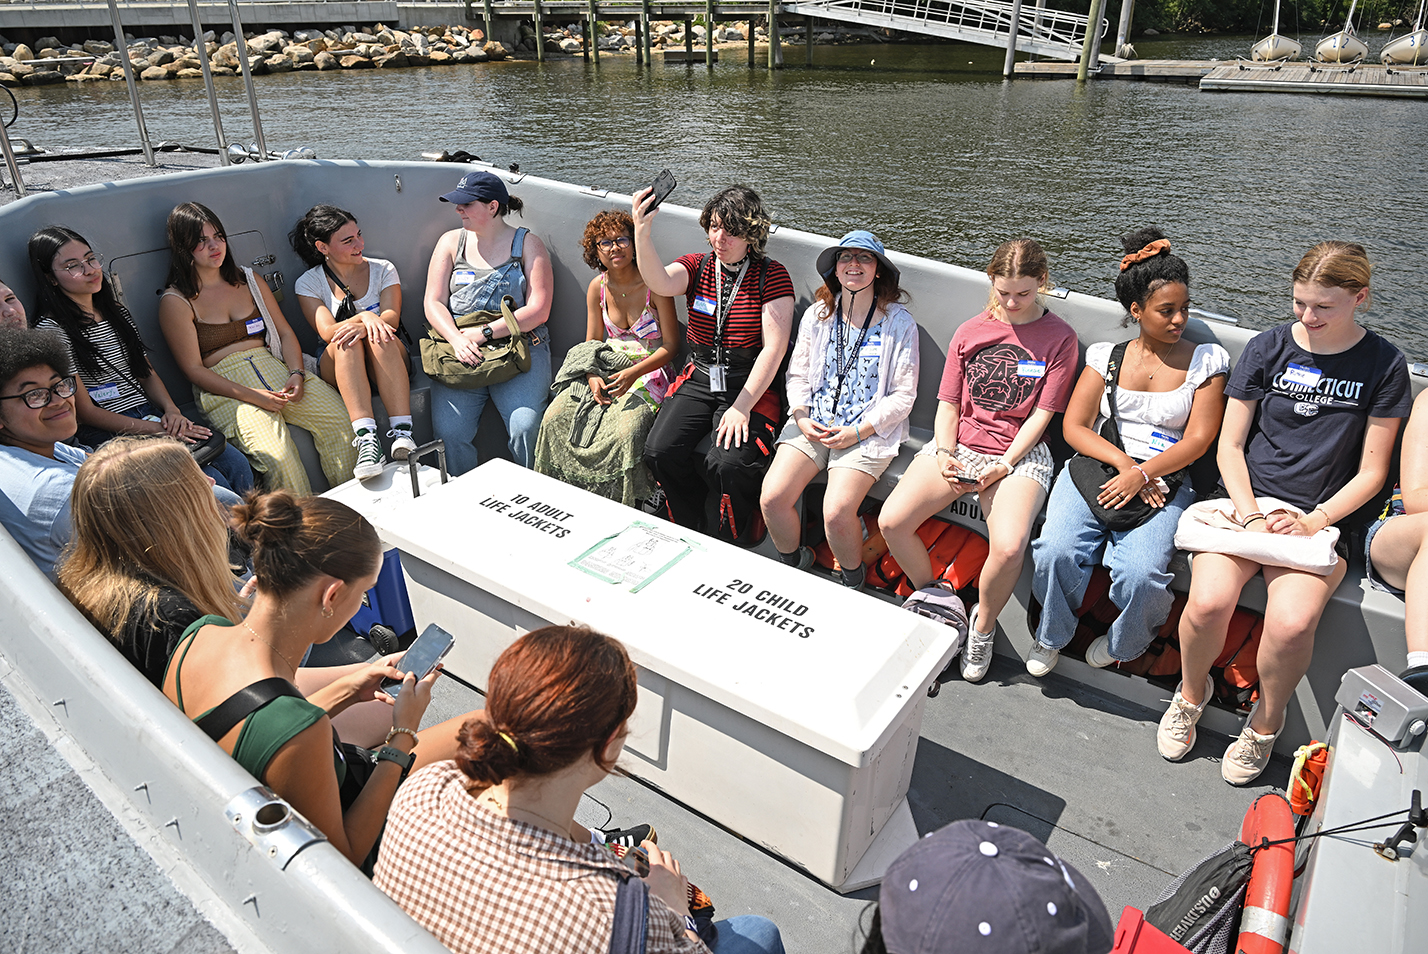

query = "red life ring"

[{"left": 1237, "top": 793, "right": 1295, "bottom": 954}]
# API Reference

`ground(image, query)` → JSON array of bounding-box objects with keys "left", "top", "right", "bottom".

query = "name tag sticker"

[
  {"left": 365, "top": 302, "right": 381, "bottom": 313},
  {"left": 1016, "top": 359, "right": 1047, "bottom": 378},
  {"left": 692, "top": 295, "right": 717, "bottom": 316},
  {"left": 859, "top": 342, "right": 883, "bottom": 358},
  {"left": 1283, "top": 363, "right": 1322, "bottom": 388},
  {"left": 453, "top": 269, "right": 477, "bottom": 287},
  {"left": 1148, "top": 430, "right": 1179, "bottom": 453},
  {"left": 87, "top": 383, "right": 121, "bottom": 403},
  {"left": 244, "top": 317, "right": 266, "bottom": 335}
]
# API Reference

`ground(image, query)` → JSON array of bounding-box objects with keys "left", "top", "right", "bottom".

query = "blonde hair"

[
  {"left": 1293, "top": 241, "right": 1372, "bottom": 310},
  {"left": 59, "top": 438, "right": 244, "bottom": 645},
  {"left": 985, "top": 238, "right": 1051, "bottom": 317}
]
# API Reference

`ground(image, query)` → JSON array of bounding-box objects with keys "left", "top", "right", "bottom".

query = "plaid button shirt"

[{"left": 374, "top": 762, "right": 708, "bottom": 954}]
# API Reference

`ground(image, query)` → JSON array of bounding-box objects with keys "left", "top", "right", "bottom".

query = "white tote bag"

[{"left": 1173, "top": 497, "right": 1340, "bottom": 575}]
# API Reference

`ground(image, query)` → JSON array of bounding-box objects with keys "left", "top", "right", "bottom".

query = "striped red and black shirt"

[{"left": 675, "top": 253, "right": 794, "bottom": 350}]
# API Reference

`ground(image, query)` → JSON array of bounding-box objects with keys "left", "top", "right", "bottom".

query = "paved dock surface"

[{"left": 1016, "top": 57, "right": 1428, "bottom": 97}]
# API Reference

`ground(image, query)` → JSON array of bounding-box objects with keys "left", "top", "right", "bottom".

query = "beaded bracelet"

[
  {"left": 385, "top": 726, "right": 419, "bottom": 746},
  {"left": 1132, "top": 465, "right": 1150, "bottom": 486}
]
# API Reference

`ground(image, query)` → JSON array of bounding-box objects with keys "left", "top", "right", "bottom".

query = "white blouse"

[{"left": 1087, "top": 340, "right": 1230, "bottom": 461}]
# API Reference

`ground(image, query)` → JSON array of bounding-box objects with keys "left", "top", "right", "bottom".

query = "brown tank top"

[{"left": 166, "top": 291, "right": 265, "bottom": 361}]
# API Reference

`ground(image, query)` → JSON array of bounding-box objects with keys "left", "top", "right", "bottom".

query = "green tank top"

[{"left": 168, "top": 615, "right": 333, "bottom": 783}]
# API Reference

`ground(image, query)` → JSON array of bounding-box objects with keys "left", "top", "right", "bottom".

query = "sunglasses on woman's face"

[{"left": 837, "top": 251, "right": 877, "bottom": 266}]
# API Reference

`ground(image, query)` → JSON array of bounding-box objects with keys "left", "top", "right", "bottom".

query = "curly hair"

[
  {"left": 1114, "top": 226, "right": 1190, "bottom": 315},
  {"left": 699, "top": 184, "right": 772, "bottom": 257},
  {"left": 579, "top": 210, "right": 636, "bottom": 271}
]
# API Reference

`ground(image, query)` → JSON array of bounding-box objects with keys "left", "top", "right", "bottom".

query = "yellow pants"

[{"left": 198, "top": 349, "right": 356, "bottom": 494}]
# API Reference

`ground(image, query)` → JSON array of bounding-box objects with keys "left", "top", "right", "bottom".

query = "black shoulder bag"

[
  {"left": 322, "top": 262, "right": 417, "bottom": 375},
  {"left": 1065, "top": 340, "right": 1186, "bottom": 532}
]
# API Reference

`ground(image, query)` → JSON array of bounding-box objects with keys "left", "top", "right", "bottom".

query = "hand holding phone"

[
  {"left": 646, "top": 169, "right": 677, "bottom": 211},
  {"left": 380, "top": 623, "right": 456, "bottom": 699}
]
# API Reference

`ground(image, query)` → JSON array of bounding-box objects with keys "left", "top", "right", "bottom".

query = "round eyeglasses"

[
  {"left": 57, "top": 254, "right": 103, "bottom": 278},
  {"left": 597, "top": 235, "right": 633, "bottom": 251},
  {"left": 0, "top": 376, "right": 77, "bottom": 409}
]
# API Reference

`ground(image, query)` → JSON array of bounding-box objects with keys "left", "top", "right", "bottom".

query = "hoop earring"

[{"left": 321, "top": 606, "right": 334, "bottom": 619}]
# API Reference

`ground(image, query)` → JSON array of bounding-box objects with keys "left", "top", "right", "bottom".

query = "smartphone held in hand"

[{"left": 379, "top": 623, "right": 456, "bottom": 698}]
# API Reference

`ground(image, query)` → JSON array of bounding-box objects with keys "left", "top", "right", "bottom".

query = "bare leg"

[
  {"left": 760, "top": 444, "right": 822, "bottom": 554},
  {"left": 323, "top": 339, "right": 375, "bottom": 423},
  {"left": 365, "top": 337, "right": 412, "bottom": 418},
  {"left": 879, "top": 454, "right": 966, "bottom": 589},
  {"left": 823, "top": 468, "right": 878, "bottom": 570},
  {"left": 1177, "top": 551, "right": 1260, "bottom": 707},
  {"left": 973, "top": 474, "right": 1046, "bottom": 630},
  {"left": 1370, "top": 512, "right": 1428, "bottom": 655},
  {"left": 295, "top": 664, "right": 395, "bottom": 749},
  {"left": 1252, "top": 561, "right": 1347, "bottom": 735},
  {"left": 413, "top": 712, "right": 482, "bottom": 770}
]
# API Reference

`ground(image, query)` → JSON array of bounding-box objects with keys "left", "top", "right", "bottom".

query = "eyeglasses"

[
  {"left": 596, "top": 235, "right": 633, "bottom": 251},
  {"left": 837, "top": 251, "right": 877, "bottom": 266},
  {"left": 194, "top": 233, "right": 227, "bottom": 251},
  {"left": 0, "top": 376, "right": 76, "bottom": 409},
  {"left": 57, "top": 254, "right": 103, "bottom": 277}
]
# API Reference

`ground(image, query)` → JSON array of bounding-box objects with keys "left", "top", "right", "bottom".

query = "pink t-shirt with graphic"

[{"left": 937, "top": 309, "right": 1079, "bottom": 455}]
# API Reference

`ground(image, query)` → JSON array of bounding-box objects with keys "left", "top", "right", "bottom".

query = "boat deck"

[{"left": 1200, "top": 61, "right": 1428, "bottom": 97}]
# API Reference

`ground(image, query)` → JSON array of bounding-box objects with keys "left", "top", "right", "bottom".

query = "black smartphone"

[
  {"left": 379, "top": 623, "right": 456, "bottom": 699},
  {"left": 647, "top": 169, "right": 677, "bottom": 211}
]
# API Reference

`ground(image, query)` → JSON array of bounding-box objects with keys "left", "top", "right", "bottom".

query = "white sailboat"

[
  {"left": 1382, "top": 0, "right": 1428, "bottom": 65},
  {"left": 1252, "top": 0, "right": 1303, "bottom": 61},
  {"left": 1315, "top": 0, "right": 1369, "bottom": 62}
]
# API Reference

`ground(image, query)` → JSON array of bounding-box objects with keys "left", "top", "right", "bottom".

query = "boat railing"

[{"left": 0, "top": 526, "right": 449, "bottom": 953}]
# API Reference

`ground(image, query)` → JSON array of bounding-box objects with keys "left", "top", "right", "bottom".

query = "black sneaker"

[{"left": 602, "top": 823, "right": 656, "bottom": 849}]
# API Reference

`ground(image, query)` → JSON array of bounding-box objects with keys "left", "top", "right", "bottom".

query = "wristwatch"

[
  {"left": 374, "top": 744, "right": 415, "bottom": 777},
  {"left": 482, "top": 325, "right": 495, "bottom": 344}
]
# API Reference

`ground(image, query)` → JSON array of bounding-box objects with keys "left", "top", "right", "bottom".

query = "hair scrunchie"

[{"left": 1120, "top": 238, "right": 1171, "bottom": 272}]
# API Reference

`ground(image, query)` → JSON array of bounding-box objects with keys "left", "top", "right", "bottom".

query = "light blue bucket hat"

[{"left": 816, "top": 230, "right": 900, "bottom": 295}]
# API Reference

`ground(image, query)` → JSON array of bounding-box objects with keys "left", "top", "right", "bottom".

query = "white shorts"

[{"left": 777, "top": 421, "right": 892, "bottom": 479}]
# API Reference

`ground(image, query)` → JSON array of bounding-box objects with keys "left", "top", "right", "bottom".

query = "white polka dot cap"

[{"left": 878, "top": 820, "right": 1114, "bottom": 954}]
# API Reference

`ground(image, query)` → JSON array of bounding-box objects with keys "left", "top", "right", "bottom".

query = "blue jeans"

[
  {"left": 1030, "top": 465, "right": 1193, "bottom": 661},
  {"left": 430, "top": 333, "right": 552, "bottom": 475},
  {"left": 708, "top": 916, "right": 785, "bottom": 954},
  {"left": 76, "top": 402, "right": 255, "bottom": 495}
]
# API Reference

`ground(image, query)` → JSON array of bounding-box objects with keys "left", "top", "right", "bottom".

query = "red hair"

[{"left": 456, "top": 625, "right": 638, "bottom": 790}]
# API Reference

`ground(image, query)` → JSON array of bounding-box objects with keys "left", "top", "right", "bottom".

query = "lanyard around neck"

[
  {"left": 713, "top": 257, "right": 750, "bottom": 361},
  {"left": 832, "top": 291, "right": 877, "bottom": 410}
]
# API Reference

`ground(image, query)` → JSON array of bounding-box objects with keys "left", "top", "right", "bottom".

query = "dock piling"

[
  {"left": 1003, "top": 0, "right": 1024, "bottom": 77},
  {"left": 806, "top": 15, "right": 814, "bottom": 65},
  {"left": 706, "top": 0, "right": 715, "bottom": 69},
  {"left": 769, "top": 3, "right": 782, "bottom": 68},
  {"left": 748, "top": 18, "right": 755, "bottom": 67},
  {"left": 534, "top": 0, "right": 544, "bottom": 62},
  {"left": 1075, "top": 0, "right": 1105, "bottom": 81},
  {"left": 588, "top": 0, "right": 599, "bottom": 63},
  {"left": 642, "top": 0, "right": 653, "bottom": 65}
]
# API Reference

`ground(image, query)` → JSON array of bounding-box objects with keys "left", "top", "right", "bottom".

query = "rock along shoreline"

[{"left": 0, "top": 20, "right": 874, "bottom": 87}]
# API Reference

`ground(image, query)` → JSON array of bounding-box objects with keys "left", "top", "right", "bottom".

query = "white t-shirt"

[
  {"left": 1087, "top": 340, "right": 1230, "bottom": 461},
  {"left": 294, "top": 258, "right": 400, "bottom": 318}
]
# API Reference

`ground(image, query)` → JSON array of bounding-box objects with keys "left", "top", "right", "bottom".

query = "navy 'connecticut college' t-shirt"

[{"left": 1225, "top": 322, "right": 1411, "bottom": 513}]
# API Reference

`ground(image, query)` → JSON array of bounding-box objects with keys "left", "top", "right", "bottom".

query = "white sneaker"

[
  {"left": 1026, "top": 642, "right": 1059, "bottom": 677},
  {"left": 1084, "top": 635, "right": 1117, "bottom": 669},
  {"left": 961, "top": 604, "right": 995, "bottom": 683},
  {"left": 1222, "top": 700, "right": 1280, "bottom": 786},
  {"left": 388, "top": 426, "right": 418, "bottom": 461},
  {"left": 352, "top": 430, "right": 385, "bottom": 479},
  {"left": 1157, "top": 675, "right": 1214, "bottom": 761}
]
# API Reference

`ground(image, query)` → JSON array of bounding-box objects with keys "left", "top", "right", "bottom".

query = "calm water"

[{"left": 9, "top": 32, "right": 1428, "bottom": 353}]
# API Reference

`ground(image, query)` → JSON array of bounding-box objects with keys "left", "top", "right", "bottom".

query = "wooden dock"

[
  {"left": 1015, "top": 57, "right": 1428, "bottom": 97},
  {"left": 1199, "top": 61, "right": 1428, "bottom": 98}
]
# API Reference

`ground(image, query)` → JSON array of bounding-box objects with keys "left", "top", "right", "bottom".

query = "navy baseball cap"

[
  {"left": 879, "top": 820, "right": 1114, "bottom": 954},
  {"left": 439, "top": 170, "right": 510, "bottom": 205}
]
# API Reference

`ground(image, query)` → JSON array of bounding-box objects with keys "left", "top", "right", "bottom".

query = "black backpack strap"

[
  {"left": 608, "top": 871, "right": 649, "bottom": 954},
  {"left": 195, "top": 676, "right": 305, "bottom": 742}
]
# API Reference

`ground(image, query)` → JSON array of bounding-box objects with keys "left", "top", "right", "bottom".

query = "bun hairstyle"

[
  {"left": 1293, "top": 241, "right": 1372, "bottom": 309},
  {"left": 229, "top": 492, "right": 380, "bottom": 599},
  {"left": 455, "top": 625, "right": 638, "bottom": 791},
  {"left": 984, "top": 238, "right": 1050, "bottom": 316},
  {"left": 165, "top": 201, "right": 242, "bottom": 299},
  {"left": 1114, "top": 227, "right": 1190, "bottom": 316},
  {"left": 289, "top": 205, "right": 359, "bottom": 268}
]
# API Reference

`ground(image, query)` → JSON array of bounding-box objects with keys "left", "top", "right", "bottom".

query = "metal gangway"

[{"left": 782, "top": 0, "right": 1103, "bottom": 61}]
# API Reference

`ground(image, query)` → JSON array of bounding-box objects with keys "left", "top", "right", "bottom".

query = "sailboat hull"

[
  {"left": 1382, "top": 28, "right": 1428, "bottom": 64},
  {"left": 1315, "top": 31, "right": 1369, "bottom": 62},
  {"left": 1252, "top": 33, "right": 1303, "bottom": 61}
]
